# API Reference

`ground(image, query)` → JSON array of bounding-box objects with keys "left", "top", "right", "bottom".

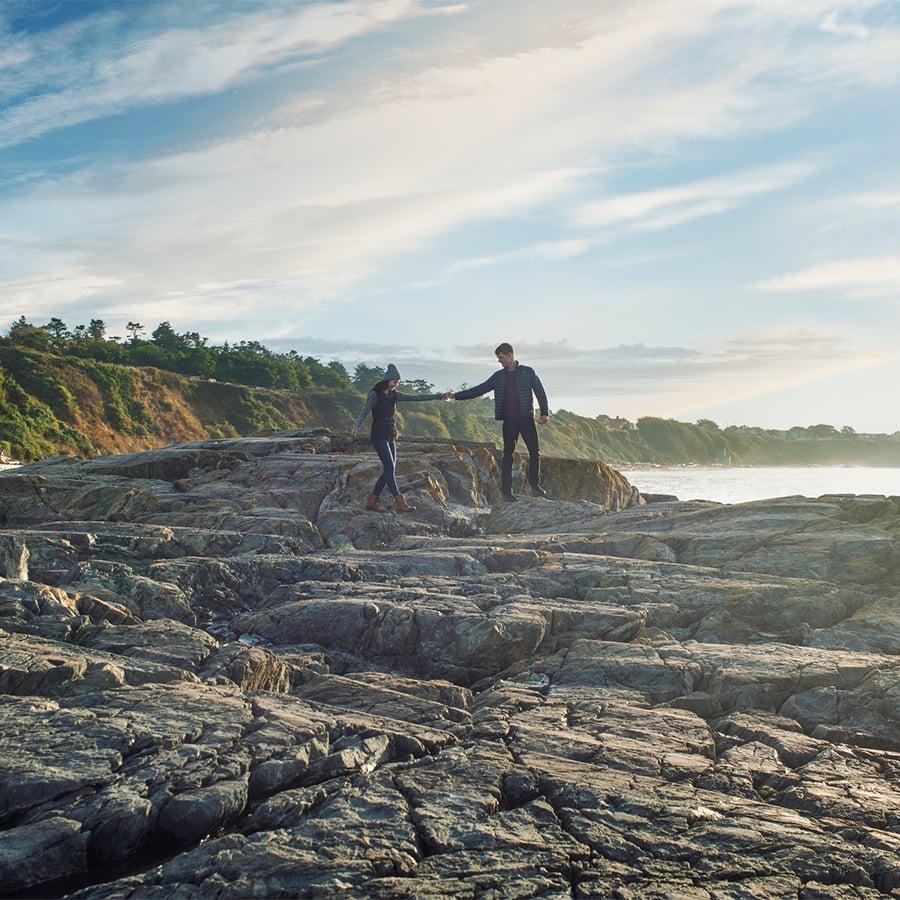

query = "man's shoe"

[
  {"left": 394, "top": 494, "right": 416, "bottom": 512},
  {"left": 366, "top": 494, "right": 387, "bottom": 512},
  {"left": 502, "top": 491, "right": 519, "bottom": 503},
  {"left": 530, "top": 484, "right": 548, "bottom": 498}
]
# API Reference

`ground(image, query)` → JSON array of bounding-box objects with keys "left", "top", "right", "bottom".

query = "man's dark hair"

[{"left": 495, "top": 342, "right": 514, "bottom": 355}]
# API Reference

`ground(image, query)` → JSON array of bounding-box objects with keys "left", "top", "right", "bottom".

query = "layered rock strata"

[{"left": 0, "top": 433, "right": 897, "bottom": 897}]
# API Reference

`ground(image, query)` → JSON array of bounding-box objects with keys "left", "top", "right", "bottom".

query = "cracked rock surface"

[{"left": 0, "top": 433, "right": 898, "bottom": 897}]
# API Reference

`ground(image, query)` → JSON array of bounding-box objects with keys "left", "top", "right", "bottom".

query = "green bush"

[
  {"left": 0, "top": 367, "right": 95, "bottom": 460},
  {"left": 398, "top": 410, "right": 451, "bottom": 439},
  {"left": 74, "top": 361, "right": 156, "bottom": 436}
]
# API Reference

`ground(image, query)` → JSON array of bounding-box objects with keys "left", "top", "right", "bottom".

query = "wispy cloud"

[
  {"left": 0, "top": 0, "right": 424, "bottom": 148},
  {"left": 0, "top": 266, "right": 124, "bottom": 312},
  {"left": 841, "top": 190, "right": 900, "bottom": 210},
  {"left": 570, "top": 160, "right": 823, "bottom": 231},
  {"left": 404, "top": 237, "right": 594, "bottom": 290},
  {"left": 754, "top": 256, "right": 900, "bottom": 295},
  {"left": 449, "top": 340, "right": 703, "bottom": 364},
  {"left": 403, "top": 158, "right": 823, "bottom": 289},
  {"left": 820, "top": 11, "right": 871, "bottom": 39},
  {"left": 267, "top": 327, "right": 896, "bottom": 421}
]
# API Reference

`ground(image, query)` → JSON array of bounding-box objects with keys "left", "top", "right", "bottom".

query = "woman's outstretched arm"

[
  {"left": 352, "top": 390, "right": 377, "bottom": 432},
  {"left": 394, "top": 391, "right": 445, "bottom": 402}
]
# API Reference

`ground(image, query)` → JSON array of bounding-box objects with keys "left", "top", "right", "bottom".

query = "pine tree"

[
  {"left": 42, "top": 317, "right": 69, "bottom": 341},
  {"left": 87, "top": 319, "right": 107, "bottom": 340}
]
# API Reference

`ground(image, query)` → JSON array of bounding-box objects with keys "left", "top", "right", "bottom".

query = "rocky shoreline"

[{"left": 0, "top": 431, "right": 898, "bottom": 897}]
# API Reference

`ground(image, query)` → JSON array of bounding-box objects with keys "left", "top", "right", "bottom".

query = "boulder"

[{"left": 0, "top": 817, "right": 87, "bottom": 894}]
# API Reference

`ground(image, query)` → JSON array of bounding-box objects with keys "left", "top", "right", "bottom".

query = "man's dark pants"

[{"left": 501, "top": 416, "right": 540, "bottom": 494}]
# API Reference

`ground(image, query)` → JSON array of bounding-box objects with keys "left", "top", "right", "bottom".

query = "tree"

[
  {"left": 696, "top": 418, "right": 720, "bottom": 431},
  {"left": 151, "top": 321, "right": 180, "bottom": 352},
  {"left": 8, "top": 316, "right": 29, "bottom": 337},
  {"left": 126, "top": 321, "right": 144, "bottom": 342},
  {"left": 352, "top": 363, "right": 383, "bottom": 390},
  {"left": 183, "top": 331, "right": 206, "bottom": 349},
  {"left": 87, "top": 319, "right": 107, "bottom": 340},
  {"left": 327, "top": 360, "right": 349, "bottom": 382},
  {"left": 42, "top": 317, "right": 69, "bottom": 341},
  {"left": 404, "top": 378, "right": 435, "bottom": 395},
  {"left": 840, "top": 425, "right": 856, "bottom": 436},
  {"left": 8, "top": 316, "right": 50, "bottom": 350}
]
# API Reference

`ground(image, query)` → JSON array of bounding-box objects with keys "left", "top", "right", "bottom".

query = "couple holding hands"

[{"left": 351, "top": 342, "right": 549, "bottom": 512}]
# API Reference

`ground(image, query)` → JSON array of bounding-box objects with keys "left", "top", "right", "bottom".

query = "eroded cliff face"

[{"left": 0, "top": 434, "right": 898, "bottom": 898}]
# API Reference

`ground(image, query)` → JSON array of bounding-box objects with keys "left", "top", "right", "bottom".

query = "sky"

[{"left": 2, "top": 0, "right": 900, "bottom": 431}]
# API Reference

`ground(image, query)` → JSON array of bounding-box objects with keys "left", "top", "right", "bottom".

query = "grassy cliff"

[
  {"left": 0, "top": 347, "right": 361, "bottom": 461},
  {"left": 3, "top": 345, "right": 900, "bottom": 466}
]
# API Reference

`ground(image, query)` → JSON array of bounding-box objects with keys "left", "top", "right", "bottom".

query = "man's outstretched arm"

[
  {"left": 533, "top": 372, "right": 549, "bottom": 420},
  {"left": 454, "top": 375, "right": 496, "bottom": 401}
]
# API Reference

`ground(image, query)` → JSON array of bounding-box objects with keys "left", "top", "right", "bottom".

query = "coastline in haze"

[{"left": 624, "top": 465, "right": 900, "bottom": 504}]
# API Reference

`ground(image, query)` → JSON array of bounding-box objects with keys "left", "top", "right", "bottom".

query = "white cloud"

[
  {"left": 0, "top": 0, "right": 424, "bottom": 148},
  {"left": 789, "top": 13, "right": 900, "bottom": 89},
  {"left": 0, "top": 267, "right": 124, "bottom": 319},
  {"left": 820, "top": 11, "right": 871, "bottom": 39},
  {"left": 571, "top": 160, "right": 823, "bottom": 230},
  {"left": 402, "top": 159, "right": 822, "bottom": 289},
  {"left": 843, "top": 190, "right": 900, "bottom": 209},
  {"left": 754, "top": 256, "right": 900, "bottom": 295},
  {"left": 404, "top": 238, "right": 594, "bottom": 289},
  {"left": 0, "top": 44, "right": 31, "bottom": 70},
  {"left": 420, "top": 3, "right": 469, "bottom": 15}
]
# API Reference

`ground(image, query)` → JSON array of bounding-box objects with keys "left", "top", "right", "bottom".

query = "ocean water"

[{"left": 621, "top": 465, "right": 900, "bottom": 505}]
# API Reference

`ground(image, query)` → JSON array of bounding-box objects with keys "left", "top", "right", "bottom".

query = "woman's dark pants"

[{"left": 372, "top": 439, "right": 400, "bottom": 497}]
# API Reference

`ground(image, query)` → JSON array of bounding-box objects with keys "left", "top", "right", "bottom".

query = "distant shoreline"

[
  {"left": 621, "top": 463, "right": 900, "bottom": 505},
  {"left": 622, "top": 462, "right": 900, "bottom": 470}
]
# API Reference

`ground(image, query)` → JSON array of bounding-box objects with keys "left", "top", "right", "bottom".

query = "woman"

[{"left": 350, "top": 364, "right": 451, "bottom": 512}]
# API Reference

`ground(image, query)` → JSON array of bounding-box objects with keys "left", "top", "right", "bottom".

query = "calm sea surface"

[{"left": 621, "top": 466, "right": 900, "bottom": 505}]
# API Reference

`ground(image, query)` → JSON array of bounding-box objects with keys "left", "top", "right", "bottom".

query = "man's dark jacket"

[{"left": 454, "top": 363, "right": 548, "bottom": 420}]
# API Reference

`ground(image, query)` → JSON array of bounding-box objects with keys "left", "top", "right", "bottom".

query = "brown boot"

[
  {"left": 394, "top": 494, "right": 415, "bottom": 513},
  {"left": 366, "top": 494, "right": 387, "bottom": 512}
]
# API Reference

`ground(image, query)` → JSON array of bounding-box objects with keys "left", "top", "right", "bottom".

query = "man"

[{"left": 453, "top": 342, "right": 549, "bottom": 502}]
